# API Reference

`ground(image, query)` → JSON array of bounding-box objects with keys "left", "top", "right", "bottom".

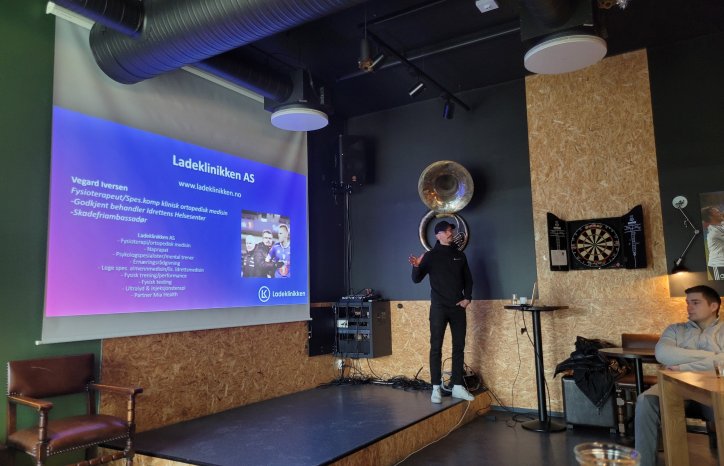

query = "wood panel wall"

[{"left": 100, "top": 322, "right": 336, "bottom": 431}]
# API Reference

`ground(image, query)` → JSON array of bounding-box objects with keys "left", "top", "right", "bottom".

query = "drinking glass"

[
  {"left": 714, "top": 359, "right": 724, "bottom": 377},
  {"left": 574, "top": 442, "right": 640, "bottom": 465}
]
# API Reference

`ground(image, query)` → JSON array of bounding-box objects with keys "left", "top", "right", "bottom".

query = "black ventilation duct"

[
  {"left": 88, "top": 0, "right": 366, "bottom": 86},
  {"left": 54, "top": 0, "right": 365, "bottom": 129},
  {"left": 52, "top": 0, "right": 143, "bottom": 36},
  {"left": 194, "top": 52, "right": 294, "bottom": 103}
]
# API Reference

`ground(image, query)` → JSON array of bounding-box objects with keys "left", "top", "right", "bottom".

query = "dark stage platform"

[{"left": 113, "top": 384, "right": 486, "bottom": 466}]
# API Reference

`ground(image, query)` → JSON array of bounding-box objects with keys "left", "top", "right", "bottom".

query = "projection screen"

[{"left": 40, "top": 20, "right": 310, "bottom": 344}]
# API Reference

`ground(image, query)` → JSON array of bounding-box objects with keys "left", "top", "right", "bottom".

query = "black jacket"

[
  {"left": 554, "top": 336, "right": 629, "bottom": 408},
  {"left": 411, "top": 241, "right": 473, "bottom": 307}
]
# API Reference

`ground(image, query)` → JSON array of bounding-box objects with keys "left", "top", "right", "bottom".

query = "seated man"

[{"left": 635, "top": 284, "right": 723, "bottom": 466}]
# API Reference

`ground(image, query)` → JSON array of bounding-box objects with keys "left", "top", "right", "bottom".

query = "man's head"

[
  {"left": 261, "top": 230, "right": 274, "bottom": 247},
  {"left": 244, "top": 236, "right": 255, "bottom": 252},
  {"left": 434, "top": 220, "right": 455, "bottom": 246},
  {"left": 702, "top": 207, "right": 723, "bottom": 225},
  {"left": 277, "top": 224, "right": 289, "bottom": 244},
  {"left": 685, "top": 285, "right": 721, "bottom": 325}
]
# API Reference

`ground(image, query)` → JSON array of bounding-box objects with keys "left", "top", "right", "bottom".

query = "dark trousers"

[{"left": 429, "top": 303, "right": 467, "bottom": 386}]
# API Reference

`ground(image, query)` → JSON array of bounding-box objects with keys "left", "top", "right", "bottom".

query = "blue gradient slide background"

[{"left": 45, "top": 106, "right": 308, "bottom": 316}]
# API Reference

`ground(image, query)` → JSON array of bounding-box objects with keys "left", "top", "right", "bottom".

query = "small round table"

[
  {"left": 598, "top": 347, "right": 658, "bottom": 396},
  {"left": 504, "top": 304, "right": 568, "bottom": 432}
]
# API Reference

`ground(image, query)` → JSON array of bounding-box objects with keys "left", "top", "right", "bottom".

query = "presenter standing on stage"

[{"left": 409, "top": 220, "right": 475, "bottom": 403}]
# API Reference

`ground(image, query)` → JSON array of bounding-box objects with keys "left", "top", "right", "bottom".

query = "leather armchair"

[{"left": 5, "top": 353, "right": 142, "bottom": 465}]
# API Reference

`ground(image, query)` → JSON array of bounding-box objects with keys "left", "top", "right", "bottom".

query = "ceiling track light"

[
  {"left": 670, "top": 195, "right": 701, "bottom": 274},
  {"left": 359, "top": 51, "right": 386, "bottom": 73},
  {"left": 365, "top": 30, "right": 470, "bottom": 112},
  {"left": 368, "top": 53, "right": 386, "bottom": 72},
  {"left": 408, "top": 81, "right": 426, "bottom": 98},
  {"left": 442, "top": 98, "right": 455, "bottom": 119},
  {"left": 358, "top": 37, "right": 372, "bottom": 71}
]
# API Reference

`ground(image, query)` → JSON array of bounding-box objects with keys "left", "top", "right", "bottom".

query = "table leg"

[
  {"left": 659, "top": 373, "right": 689, "bottom": 466},
  {"left": 634, "top": 359, "right": 645, "bottom": 396},
  {"left": 522, "top": 309, "right": 566, "bottom": 433},
  {"left": 712, "top": 390, "right": 724, "bottom": 466}
]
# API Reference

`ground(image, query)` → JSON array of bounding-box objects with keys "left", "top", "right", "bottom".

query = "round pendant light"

[
  {"left": 270, "top": 105, "right": 329, "bottom": 132},
  {"left": 524, "top": 34, "right": 607, "bottom": 75}
]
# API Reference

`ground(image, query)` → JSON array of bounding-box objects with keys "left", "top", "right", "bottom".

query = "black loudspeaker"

[
  {"left": 339, "top": 135, "right": 371, "bottom": 188},
  {"left": 307, "top": 305, "right": 336, "bottom": 356}
]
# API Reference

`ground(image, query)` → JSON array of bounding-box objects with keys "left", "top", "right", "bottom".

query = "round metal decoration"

[{"left": 416, "top": 160, "right": 474, "bottom": 251}]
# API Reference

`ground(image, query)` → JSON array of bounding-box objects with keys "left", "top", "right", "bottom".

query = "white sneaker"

[
  {"left": 431, "top": 385, "right": 442, "bottom": 404},
  {"left": 451, "top": 385, "right": 474, "bottom": 401}
]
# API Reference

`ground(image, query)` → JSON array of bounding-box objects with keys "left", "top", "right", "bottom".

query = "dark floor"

[
  {"left": 113, "top": 385, "right": 718, "bottom": 466},
  {"left": 402, "top": 409, "right": 718, "bottom": 466}
]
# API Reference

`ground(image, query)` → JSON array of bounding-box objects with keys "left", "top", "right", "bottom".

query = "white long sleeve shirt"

[{"left": 655, "top": 317, "right": 724, "bottom": 371}]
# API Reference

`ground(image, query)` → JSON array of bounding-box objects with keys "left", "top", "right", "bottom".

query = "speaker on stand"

[
  {"left": 335, "top": 134, "right": 372, "bottom": 294},
  {"left": 338, "top": 135, "right": 371, "bottom": 190}
]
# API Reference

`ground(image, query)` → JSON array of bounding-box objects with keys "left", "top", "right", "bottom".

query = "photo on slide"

[
  {"left": 241, "top": 211, "right": 290, "bottom": 279},
  {"left": 700, "top": 190, "right": 724, "bottom": 281}
]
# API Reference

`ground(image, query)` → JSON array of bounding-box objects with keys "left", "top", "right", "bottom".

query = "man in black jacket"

[
  {"left": 252, "top": 230, "right": 275, "bottom": 278},
  {"left": 409, "top": 220, "right": 474, "bottom": 403}
]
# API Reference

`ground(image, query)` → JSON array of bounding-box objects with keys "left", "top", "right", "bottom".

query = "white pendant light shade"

[
  {"left": 270, "top": 105, "right": 329, "bottom": 132},
  {"left": 524, "top": 34, "right": 607, "bottom": 75}
]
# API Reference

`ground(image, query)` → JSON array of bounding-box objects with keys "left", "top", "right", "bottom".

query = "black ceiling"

[{"left": 247, "top": 0, "right": 724, "bottom": 119}]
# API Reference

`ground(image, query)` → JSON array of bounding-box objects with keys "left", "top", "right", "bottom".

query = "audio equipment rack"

[{"left": 334, "top": 300, "right": 391, "bottom": 358}]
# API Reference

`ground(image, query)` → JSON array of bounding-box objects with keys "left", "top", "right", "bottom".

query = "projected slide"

[{"left": 45, "top": 106, "right": 308, "bottom": 316}]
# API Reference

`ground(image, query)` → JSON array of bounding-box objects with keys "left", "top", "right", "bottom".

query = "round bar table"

[
  {"left": 598, "top": 347, "right": 657, "bottom": 396},
  {"left": 504, "top": 304, "right": 568, "bottom": 432}
]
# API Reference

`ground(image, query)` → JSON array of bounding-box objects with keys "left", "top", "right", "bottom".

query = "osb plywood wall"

[
  {"left": 100, "top": 322, "right": 337, "bottom": 431},
  {"left": 361, "top": 50, "right": 688, "bottom": 413},
  {"left": 519, "top": 49, "right": 686, "bottom": 410}
]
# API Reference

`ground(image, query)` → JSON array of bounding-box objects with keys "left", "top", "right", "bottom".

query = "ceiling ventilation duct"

[
  {"left": 51, "top": 0, "right": 143, "bottom": 36},
  {"left": 60, "top": 0, "right": 365, "bottom": 130},
  {"left": 87, "top": 0, "right": 365, "bottom": 85},
  {"left": 521, "top": 0, "right": 607, "bottom": 74},
  {"left": 194, "top": 52, "right": 294, "bottom": 104}
]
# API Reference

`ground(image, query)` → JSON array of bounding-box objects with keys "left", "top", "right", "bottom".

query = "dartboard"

[{"left": 570, "top": 222, "right": 621, "bottom": 268}]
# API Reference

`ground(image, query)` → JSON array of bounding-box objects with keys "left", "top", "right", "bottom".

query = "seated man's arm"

[
  {"left": 655, "top": 324, "right": 715, "bottom": 366},
  {"left": 677, "top": 355, "right": 722, "bottom": 372}
]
